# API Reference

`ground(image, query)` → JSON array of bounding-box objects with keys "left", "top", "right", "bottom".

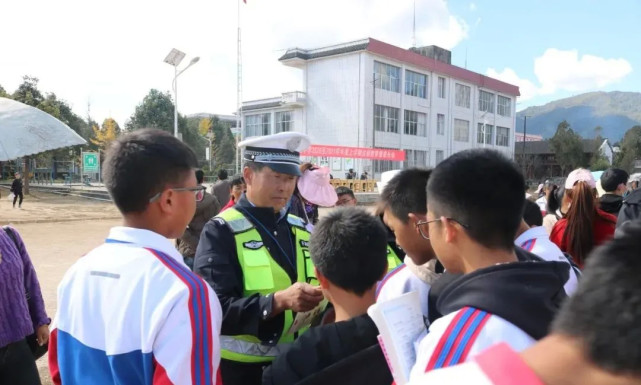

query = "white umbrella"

[{"left": 0, "top": 97, "right": 87, "bottom": 161}]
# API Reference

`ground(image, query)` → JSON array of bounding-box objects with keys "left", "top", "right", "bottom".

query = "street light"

[{"left": 164, "top": 49, "right": 200, "bottom": 139}]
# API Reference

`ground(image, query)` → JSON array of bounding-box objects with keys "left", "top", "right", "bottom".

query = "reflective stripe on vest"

[
  {"left": 216, "top": 208, "right": 315, "bottom": 363},
  {"left": 386, "top": 244, "right": 402, "bottom": 272}
]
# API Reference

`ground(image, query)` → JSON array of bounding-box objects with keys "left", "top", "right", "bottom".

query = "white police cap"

[{"left": 238, "top": 132, "right": 311, "bottom": 176}]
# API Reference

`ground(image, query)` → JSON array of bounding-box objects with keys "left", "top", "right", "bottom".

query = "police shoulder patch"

[{"left": 243, "top": 240, "right": 264, "bottom": 250}]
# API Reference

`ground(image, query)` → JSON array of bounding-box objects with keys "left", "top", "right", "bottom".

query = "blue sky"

[
  {"left": 448, "top": 0, "right": 639, "bottom": 108},
  {"left": 0, "top": 0, "right": 638, "bottom": 125}
]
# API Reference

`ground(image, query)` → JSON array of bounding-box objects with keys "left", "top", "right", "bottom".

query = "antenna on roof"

[{"left": 412, "top": 0, "right": 417, "bottom": 48}]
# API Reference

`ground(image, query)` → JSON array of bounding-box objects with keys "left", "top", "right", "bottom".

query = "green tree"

[
  {"left": 126, "top": 89, "right": 205, "bottom": 161},
  {"left": 616, "top": 125, "right": 641, "bottom": 172},
  {"left": 550, "top": 120, "right": 585, "bottom": 176},
  {"left": 0, "top": 84, "right": 8, "bottom": 97},
  {"left": 12, "top": 76, "right": 44, "bottom": 107}
]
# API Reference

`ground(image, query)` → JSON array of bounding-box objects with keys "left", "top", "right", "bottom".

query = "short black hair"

[
  {"left": 523, "top": 200, "right": 543, "bottom": 227},
  {"left": 380, "top": 168, "right": 431, "bottom": 223},
  {"left": 195, "top": 170, "right": 205, "bottom": 184},
  {"left": 552, "top": 220, "right": 641, "bottom": 376},
  {"left": 103, "top": 128, "right": 197, "bottom": 213},
  {"left": 218, "top": 169, "right": 228, "bottom": 180},
  {"left": 310, "top": 207, "right": 388, "bottom": 296},
  {"left": 335, "top": 186, "right": 355, "bottom": 199},
  {"left": 230, "top": 175, "right": 245, "bottom": 187},
  {"left": 601, "top": 168, "right": 629, "bottom": 192},
  {"left": 546, "top": 185, "right": 565, "bottom": 214},
  {"left": 427, "top": 149, "right": 525, "bottom": 250},
  {"left": 244, "top": 161, "right": 267, "bottom": 172}
]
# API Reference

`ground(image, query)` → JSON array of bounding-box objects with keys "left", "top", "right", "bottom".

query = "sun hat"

[{"left": 297, "top": 166, "right": 338, "bottom": 207}]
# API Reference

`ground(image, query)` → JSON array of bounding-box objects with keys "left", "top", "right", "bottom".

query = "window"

[
  {"left": 375, "top": 105, "right": 399, "bottom": 133},
  {"left": 454, "top": 119, "right": 470, "bottom": 142},
  {"left": 373, "top": 147, "right": 398, "bottom": 174},
  {"left": 479, "top": 90, "right": 495, "bottom": 113},
  {"left": 404, "top": 110, "right": 426, "bottom": 136},
  {"left": 477, "top": 123, "right": 494, "bottom": 144},
  {"left": 437, "top": 114, "right": 445, "bottom": 135},
  {"left": 435, "top": 150, "right": 444, "bottom": 164},
  {"left": 274, "top": 111, "right": 292, "bottom": 133},
  {"left": 405, "top": 70, "right": 427, "bottom": 98},
  {"left": 374, "top": 61, "right": 401, "bottom": 93},
  {"left": 245, "top": 113, "right": 270, "bottom": 137},
  {"left": 496, "top": 126, "right": 510, "bottom": 147},
  {"left": 404, "top": 150, "right": 427, "bottom": 168},
  {"left": 497, "top": 96, "right": 511, "bottom": 117},
  {"left": 455, "top": 83, "right": 471, "bottom": 108},
  {"left": 438, "top": 77, "right": 446, "bottom": 98}
]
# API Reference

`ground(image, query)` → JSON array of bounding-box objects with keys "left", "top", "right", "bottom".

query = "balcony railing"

[{"left": 281, "top": 91, "right": 306, "bottom": 106}]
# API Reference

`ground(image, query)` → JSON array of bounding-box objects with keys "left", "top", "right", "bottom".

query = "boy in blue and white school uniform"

[{"left": 49, "top": 129, "right": 222, "bottom": 385}]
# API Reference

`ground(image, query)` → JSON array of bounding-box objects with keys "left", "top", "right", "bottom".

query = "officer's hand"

[{"left": 274, "top": 283, "right": 324, "bottom": 313}]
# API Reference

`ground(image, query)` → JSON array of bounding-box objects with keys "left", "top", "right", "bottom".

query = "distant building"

[
  {"left": 515, "top": 132, "right": 544, "bottom": 142},
  {"left": 240, "top": 38, "right": 520, "bottom": 177},
  {"left": 515, "top": 139, "right": 614, "bottom": 179}
]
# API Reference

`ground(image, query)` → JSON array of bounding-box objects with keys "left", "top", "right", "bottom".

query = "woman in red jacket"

[{"left": 550, "top": 168, "right": 616, "bottom": 268}]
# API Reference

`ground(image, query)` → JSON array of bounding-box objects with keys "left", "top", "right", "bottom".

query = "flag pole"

[{"left": 235, "top": 0, "right": 243, "bottom": 175}]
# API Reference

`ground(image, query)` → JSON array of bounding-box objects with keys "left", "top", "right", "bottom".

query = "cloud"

[
  {"left": 535, "top": 49, "right": 632, "bottom": 94},
  {"left": 487, "top": 49, "right": 632, "bottom": 102},
  {"left": 469, "top": 3, "right": 477, "bottom": 11},
  {"left": 0, "top": 0, "right": 469, "bottom": 126}
]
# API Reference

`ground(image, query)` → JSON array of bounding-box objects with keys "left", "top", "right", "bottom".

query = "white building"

[{"left": 241, "top": 38, "right": 520, "bottom": 177}]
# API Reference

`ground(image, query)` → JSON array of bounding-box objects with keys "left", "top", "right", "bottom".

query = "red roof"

[{"left": 366, "top": 38, "right": 520, "bottom": 97}]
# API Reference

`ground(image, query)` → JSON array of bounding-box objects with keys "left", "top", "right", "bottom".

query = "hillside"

[{"left": 516, "top": 91, "right": 641, "bottom": 141}]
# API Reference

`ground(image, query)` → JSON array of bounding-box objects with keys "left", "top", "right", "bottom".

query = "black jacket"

[
  {"left": 600, "top": 193, "right": 623, "bottom": 215},
  {"left": 10, "top": 179, "right": 22, "bottom": 194},
  {"left": 427, "top": 248, "right": 568, "bottom": 339},
  {"left": 617, "top": 188, "right": 641, "bottom": 229},
  {"left": 194, "top": 195, "right": 302, "bottom": 343},
  {"left": 262, "top": 314, "right": 391, "bottom": 385}
]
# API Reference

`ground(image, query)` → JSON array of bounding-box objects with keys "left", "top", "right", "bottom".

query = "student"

[
  {"left": 178, "top": 169, "right": 221, "bottom": 269},
  {"left": 335, "top": 186, "right": 357, "bottom": 206},
  {"left": 220, "top": 176, "right": 246, "bottom": 212},
  {"left": 411, "top": 220, "right": 641, "bottom": 385},
  {"left": 550, "top": 169, "right": 616, "bottom": 268},
  {"left": 542, "top": 184, "right": 565, "bottom": 234},
  {"left": 409, "top": 149, "right": 568, "bottom": 381},
  {"left": 262, "top": 207, "right": 391, "bottom": 385},
  {"left": 377, "top": 168, "right": 439, "bottom": 318},
  {"left": 49, "top": 129, "right": 223, "bottom": 385},
  {"left": 516, "top": 200, "right": 579, "bottom": 295},
  {"left": 599, "top": 168, "right": 629, "bottom": 215}
]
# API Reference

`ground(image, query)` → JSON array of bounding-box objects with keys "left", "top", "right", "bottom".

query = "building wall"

[{"left": 241, "top": 48, "right": 518, "bottom": 178}]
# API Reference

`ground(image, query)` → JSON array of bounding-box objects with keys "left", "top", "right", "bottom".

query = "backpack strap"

[{"left": 2, "top": 226, "right": 19, "bottom": 250}]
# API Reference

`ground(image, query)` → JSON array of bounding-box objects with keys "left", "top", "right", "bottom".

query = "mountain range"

[{"left": 516, "top": 91, "right": 641, "bottom": 142}]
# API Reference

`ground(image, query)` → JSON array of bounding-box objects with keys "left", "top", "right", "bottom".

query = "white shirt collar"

[
  {"left": 106, "top": 227, "right": 184, "bottom": 265},
  {"left": 514, "top": 226, "right": 549, "bottom": 247}
]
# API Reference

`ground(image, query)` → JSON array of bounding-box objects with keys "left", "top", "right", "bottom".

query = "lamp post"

[{"left": 164, "top": 49, "right": 200, "bottom": 139}]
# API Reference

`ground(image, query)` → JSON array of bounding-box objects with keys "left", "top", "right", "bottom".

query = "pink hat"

[
  {"left": 565, "top": 168, "right": 596, "bottom": 189},
  {"left": 297, "top": 166, "right": 338, "bottom": 207}
]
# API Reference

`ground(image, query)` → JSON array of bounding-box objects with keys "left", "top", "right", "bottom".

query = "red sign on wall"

[{"left": 301, "top": 145, "right": 406, "bottom": 161}]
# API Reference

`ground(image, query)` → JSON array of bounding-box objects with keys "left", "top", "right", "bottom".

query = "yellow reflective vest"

[
  {"left": 386, "top": 244, "right": 403, "bottom": 272},
  {"left": 216, "top": 208, "right": 315, "bottom": 363}
]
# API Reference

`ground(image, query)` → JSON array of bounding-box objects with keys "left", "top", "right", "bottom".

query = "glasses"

[
  {"left": 415, "top": 217, "right": 470, "bottom": 240},
  {"left": 149, "top": 186, "right": 206, "bottom": 203},
  {"left": 336, "top": 197, "right": 356, "bottom": 206}
]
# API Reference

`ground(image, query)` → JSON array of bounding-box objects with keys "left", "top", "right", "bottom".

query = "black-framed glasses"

[
  {"left": 415, "top": 217, "right": 470, "bottom": 240},
  {"left": 149, "top": 186, "right": 206, "bottom": 203}
]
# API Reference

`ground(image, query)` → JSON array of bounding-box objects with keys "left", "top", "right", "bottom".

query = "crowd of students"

[{"left": 3, "top": 127, "right": 641, "bottom": 385}]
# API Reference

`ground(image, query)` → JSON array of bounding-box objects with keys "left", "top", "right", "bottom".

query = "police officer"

[{"left": 194, "top": 132, "right": 324, "bottom": 385}]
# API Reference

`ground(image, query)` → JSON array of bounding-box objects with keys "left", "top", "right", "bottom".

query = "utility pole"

[{"left": 522, "top": 116, "right": 528, "bottom": 172}]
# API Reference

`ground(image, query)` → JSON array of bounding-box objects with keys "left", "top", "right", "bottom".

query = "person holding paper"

[
  {"left": 411, "top": 220, "right": 641, "bottom": 385},
  {"left": 409, "top": 149, "right": 569, "bottom": 381},
  {"left": 262, "top": 207, "right": 393, "bottom": 385},
  {"left": 377, "top": 168, "right": 440, "bottom": 319},
  {"left": 195, "top": 132, "right": 324, "bottom": 385}
]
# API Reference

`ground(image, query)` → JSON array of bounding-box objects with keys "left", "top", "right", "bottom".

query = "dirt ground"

[{"left": 1, "top": 192, "right": 121, "bottom": 384}]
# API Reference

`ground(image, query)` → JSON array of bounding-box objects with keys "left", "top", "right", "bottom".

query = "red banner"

[{"left": 301, "top": 145, "right": 405, "bottom": 161}]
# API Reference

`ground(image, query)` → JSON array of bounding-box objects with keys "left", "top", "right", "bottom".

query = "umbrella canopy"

[{"left": 0, "top": 97, "right": 87, "bottom": 161}]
